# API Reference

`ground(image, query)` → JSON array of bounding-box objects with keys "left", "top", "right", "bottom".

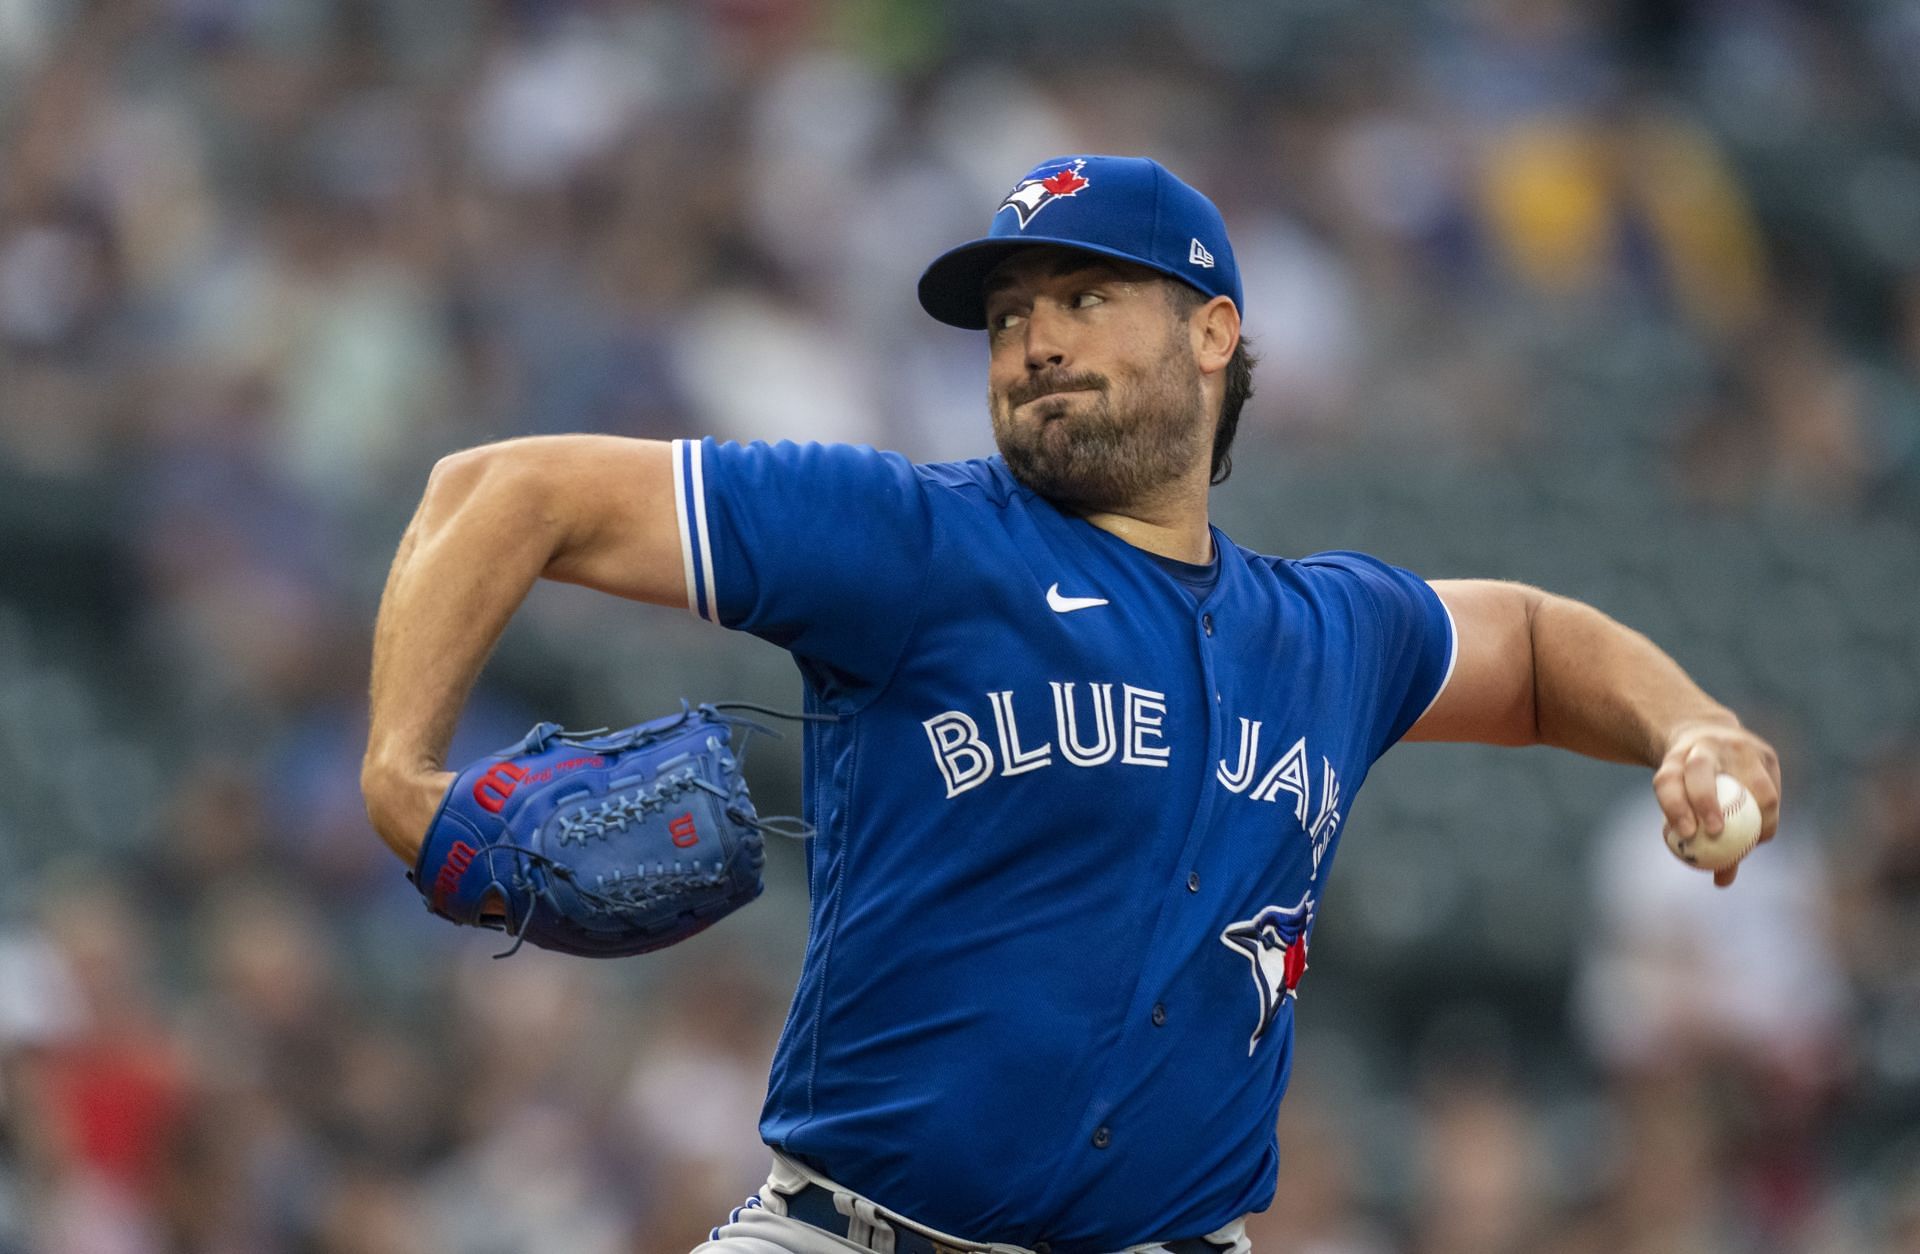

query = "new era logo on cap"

[{"left": 916, "top": 154, "right": 1244, "bottom": 329}]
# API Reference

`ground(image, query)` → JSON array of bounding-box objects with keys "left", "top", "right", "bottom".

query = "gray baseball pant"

[{"left": 691, "top": 1152, "right": 1252, "bottom": 1254}]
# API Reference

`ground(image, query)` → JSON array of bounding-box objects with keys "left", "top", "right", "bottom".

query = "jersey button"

[
  {"left": 1091, "top": 1126, "right": 1112, "bottom": 1149},
  {"left": 1202, "top": 613, "right": 1214, "bottom": 636},
  {"left": 1152, "top": 1003, "right": 1167, "bottom": 1026},
  {"left": 1187, "top": 871, "right": 1200, "bottom": 892}
]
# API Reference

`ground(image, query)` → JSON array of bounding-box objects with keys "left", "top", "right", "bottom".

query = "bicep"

[
  {"left": 495, "top": 435, "right": 690, "bottom": 608},
  {"left": 1403, "top": 578, "right": 1544, "bottom": 745}
]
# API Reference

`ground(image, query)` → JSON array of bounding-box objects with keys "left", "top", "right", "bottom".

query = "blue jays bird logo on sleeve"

[{"left": 1220, "top": 894, "right": 1315, "bottom": 1054}]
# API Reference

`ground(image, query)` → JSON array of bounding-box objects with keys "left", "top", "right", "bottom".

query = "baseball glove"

[{"left": 411, "top": 704, "right": 806, "bottom": 958}]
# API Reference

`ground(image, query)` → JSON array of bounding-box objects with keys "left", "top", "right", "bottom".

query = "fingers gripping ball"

[
  {"left": 1663, "top": 773, "right": 1762, "bottom": 873},
  {"left": 412, "top": 706, "right": 794, "bottom": 958}
]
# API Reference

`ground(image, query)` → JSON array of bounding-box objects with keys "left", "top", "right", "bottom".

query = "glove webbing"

[{"left": 555, "top": 766, "right": 704, "bottom": 846}]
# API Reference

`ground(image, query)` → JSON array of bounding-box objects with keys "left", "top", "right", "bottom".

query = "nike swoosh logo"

[{"left": 1046, "top": 583, "right": 1109, "bottom": 613}]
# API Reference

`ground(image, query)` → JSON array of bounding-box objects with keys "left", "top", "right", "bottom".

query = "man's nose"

[{"left": 1023, "top": 304, "right": 1071, "bottom": 371}]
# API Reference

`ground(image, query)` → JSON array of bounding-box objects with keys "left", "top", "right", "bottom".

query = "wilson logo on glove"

[
  {"left": 431, "top": 840, "right": 480, "bottom": 909},
  {"left": 410, "top": 704, "right": 824, "bottom": 959},
  {"left": 472, "top": 761, "right": 529, "bottom": 813}
]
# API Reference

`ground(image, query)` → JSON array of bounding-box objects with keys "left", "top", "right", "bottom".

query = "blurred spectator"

[
  {"left": 1470, "top": 104, "right": 1766, "bottom": 336},
  {"left": 1595, "top": 1071, "right": 1737, "bottom": 1254},
  {"left": 1576, "top": 787, "right": 1847, "bottom": 1079},
  {"left": 420, "top": 952, "right": 639, "bottom": 1254},
  {"left": 1576, "top": 785, "right": 1848, "bottom": 1250},
  {"left": 1409, "top": 1074, "right": 1546, "bottom": 1254},
  {"left": 620, "top": 949, "right": 784, "bottom": 1250},
  {"left": 0, "top": 930, "right": 82, "bottom": 1252},
  {"left": 29, "top": 884, "right": 190, "bottom": 1254}
]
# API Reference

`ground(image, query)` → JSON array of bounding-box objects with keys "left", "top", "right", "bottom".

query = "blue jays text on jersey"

[{"left": 669, "top": 438, "right": 1456, "bottom": 1254}]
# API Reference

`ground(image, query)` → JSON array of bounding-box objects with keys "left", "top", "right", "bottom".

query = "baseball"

[{"left": 1663, "top": 773, "right": 1761, "bottom": 872}]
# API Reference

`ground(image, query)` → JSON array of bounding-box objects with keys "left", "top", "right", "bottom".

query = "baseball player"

[{"left": 361, "top": 155, "right": 1782, "bottom": 1253}]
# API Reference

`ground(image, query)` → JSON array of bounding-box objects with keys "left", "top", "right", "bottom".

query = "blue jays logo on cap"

[
  {"left": 997, "top": 158, "right": 1092, "bottom": 228},
  {"left": 917, "top": 154, "right": 1244, "bottom": 330},
  {"left": 1220, "top": 894, "right": 1314, "bottom": 1054}
]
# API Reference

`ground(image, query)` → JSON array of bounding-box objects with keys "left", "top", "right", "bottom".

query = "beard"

[{"left": 990, "top": 332, "right": 1209, "bottom": 513}]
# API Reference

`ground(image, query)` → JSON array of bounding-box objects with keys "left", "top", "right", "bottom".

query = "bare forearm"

[
  {"left": 1530, "top": 594, "right": 1736, "bottom": 767},
  {"left": 1424, "top": 580, "right": 1779, "bottom": 882},
  {"left": 362, "top": 447, "right": 563, "bottom": 856}
]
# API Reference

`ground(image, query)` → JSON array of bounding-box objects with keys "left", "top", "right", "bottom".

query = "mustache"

[{"left": 1006, "top": 370, "right": 1108, "bottom": 409}]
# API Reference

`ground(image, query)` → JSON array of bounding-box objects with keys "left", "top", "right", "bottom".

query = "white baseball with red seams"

[{"left": 1663, "top": 773, "right": 1762, "bottom": 871}]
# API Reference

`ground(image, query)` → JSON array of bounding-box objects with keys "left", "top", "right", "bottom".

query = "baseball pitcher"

[{"left": 361, "top": 155, "right": 1782, "bottom": 1254}]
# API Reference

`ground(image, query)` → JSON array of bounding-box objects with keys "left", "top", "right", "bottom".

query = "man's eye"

[
  {"left": 991, "top": 311, "right": 1023, "bottom": 331},
  {"left": 1074, "top": 291, "right": 1104, "bottom": 308}
]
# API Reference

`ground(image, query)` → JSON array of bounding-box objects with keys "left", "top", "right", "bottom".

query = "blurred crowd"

[{"left": 2, "top": 0, "right": 1918, "bottom": 1250}]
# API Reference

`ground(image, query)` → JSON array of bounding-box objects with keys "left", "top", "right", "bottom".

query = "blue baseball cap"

[{"left": 917, "top": 155, "right": 1242, "bottom": 330}]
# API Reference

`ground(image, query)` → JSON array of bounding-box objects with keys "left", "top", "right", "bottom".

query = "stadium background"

[{"left": 1, "top": 0, "right": 1918, "bottom": 1250}]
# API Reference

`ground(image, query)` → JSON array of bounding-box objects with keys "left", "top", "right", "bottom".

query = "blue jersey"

[{"left": 670, "top": 439, "right": 1455, "bottom": 1252}]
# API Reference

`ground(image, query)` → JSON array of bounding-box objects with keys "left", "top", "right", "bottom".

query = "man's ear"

[{"left": 1192, "top": 295, "right": 1240, "bottom": 376}]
